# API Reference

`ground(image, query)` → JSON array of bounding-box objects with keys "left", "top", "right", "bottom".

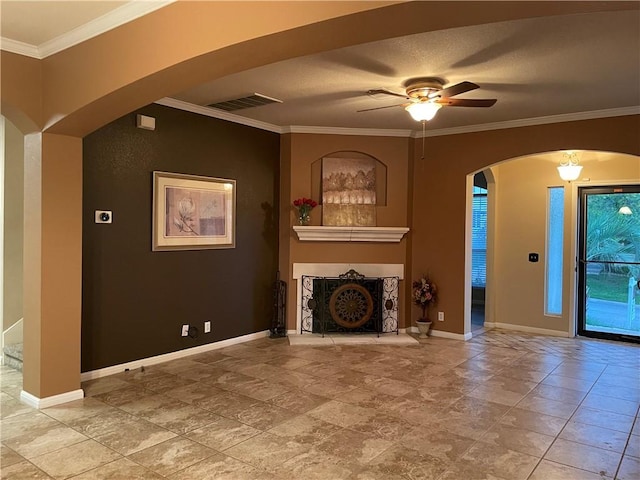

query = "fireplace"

[{"left": 292, "top": 263, "right": 404, "bottom": 334}]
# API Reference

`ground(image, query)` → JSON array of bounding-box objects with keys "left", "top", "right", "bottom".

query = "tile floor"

[{"left": 1, "top": 329, "right": 639, "bottom": 479}]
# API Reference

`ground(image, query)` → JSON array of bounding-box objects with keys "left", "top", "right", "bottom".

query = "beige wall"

[
  {"left": 280, "top": 133, "right": 411, "bottom": 330},
  {"left": 491, "top": 152, "right": 640, "bottom": 333},
  {"left": 23, "top": 133, "right": 82, "bottom": 398},
  {"left": 3, "top": 118, "right": 24, "bottom": 331}
]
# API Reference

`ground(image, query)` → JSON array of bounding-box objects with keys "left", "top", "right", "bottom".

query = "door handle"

[{"left": 637, "top": 280, "right": 640, "bottom": 290}]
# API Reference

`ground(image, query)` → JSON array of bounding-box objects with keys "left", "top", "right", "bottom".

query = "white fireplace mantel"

[{"left": 293, "top": 226, "right": 409, "bottom": 242}]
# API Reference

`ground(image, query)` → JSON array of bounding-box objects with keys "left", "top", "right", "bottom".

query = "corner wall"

[
  {"left": 280, "top": 133, "right": 412, "bottom": 330},
  {"left": 412, "top": 115, "right": 640, "bottom": 335}
]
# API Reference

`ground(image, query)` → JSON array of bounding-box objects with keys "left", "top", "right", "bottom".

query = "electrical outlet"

[
  {"left": 181, "top": 324, "right": 189, "bottom": 337},
  {"left": 204, "top": 321, "right": 211, "bottom": 333},
  {"left": 438, "top": 311, "right": 445, "bottom": 321}
]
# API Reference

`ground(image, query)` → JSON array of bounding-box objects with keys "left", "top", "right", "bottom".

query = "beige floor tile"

[
  {"left": 460, "top": 441, "right": 539, "bottom": 480},
  {"left": 366, "top": 443, "right": 449, "bottom": 479},
  {"left": 41, "top": 397, "right": 116, "bottom": 424},
  {"left": 529, "top": 383, "right": 588, "bottom": 405},
  {"left": 82, "top": 376, "right": 131, "bottom": 397},
  {"left": 437, "top": 462, "right": 510, "bottom": 480},
  {"left": 276, "top": 449, "right": 358, "bottom": 480},
  {"left": 193, "top": 389, "right": 261, "bottom": 417},
  {"left": 267, "top": 414, "right": 343, "bottom": 443},
  {"left": 127, "top": 437, "right": 217, "bottom": 476},
  {"left": 0, "top": 444, "right": 25, "bottom": 468},
  {"left": 71, "top": 410, "right": 176, "bottom": 456},
  {"left": 167, "top": 453, "right": 271, "bottom": 480},
  {"left": 0, "top": 412, "right": 60, "bottom": 441},
  {"left": 0, "top": 460, "right": 54, "bottom": 479},
  {"left": 528, "top": 459, "right": 609, "bottom": 480},
  {"left": 499, "top": 407, "right": 567, "bottom": 436},
  {"left": 400, "top": 424, "right": 476, "bottom": 462},
  {"left": 590, "top": 383, "right": 640, "bottom": 402},
  {"left": 618, "top": 455, "right": 640, "bottom": 480},
  {"left": 479, "top": 422, "right": 555, "bottom": 457},
  {"left": 303, "top": 378, "right": 359, "bottom": 398},
  {"left": 163, "top": 380, "right": 226, "bottom": 404},
  {"left": 544, "top": 438, "right": 621, "bottom": 477},
  {"left": 571, "top": 406, "right": 635, "bottom": 433},
  {"left": 626, "top": 434, "right": 640, "bottom": 458},
  {"left": 185, "top": 415, "right": 261, "bottom": 451},
  {"left": 1, "top": 394, "right": 36, "bottom": 419},
  {"left": 225, "top": 377, "right": 291, "bottom": 401},
  {"left": 307, "top": 400, "right": 376, "bottom": 428},
  {"left": 314, "top": 428, "right": 393, "bottom": 465},
  {"left": 560, "top": 420, "right": 630, "bottom": 452},
  {"left": 91, "top": 385, "right": 151, "bottom": 407},
  {"left": 516, "top": 393, "right": 578, "bottom": 419},
  {"left": 2, "top": 330, "right": 637, "bottom": 480},
  {"left": 541, "top": 373, "right": 595, "bottom": 392},
  {"left": 233, "top": 401, "right": 297, "bottom": 430},
  {"left": 224, "top": 432, "right": 308, "bottom": 471},
  {"left": 3, "top": 424, "right": 88, "bottom": 458},
  {"left": 69, "top": 458, "right": 165, "bottom": 479},
  {"left": 268, "top": 389, "right": 328, "bottom": 413},
  {"left": 29, "top": 439, "right": 121, "bottom": 479},
  {"left": 581, "top": 392, "right": 640, "bottom": 417}
]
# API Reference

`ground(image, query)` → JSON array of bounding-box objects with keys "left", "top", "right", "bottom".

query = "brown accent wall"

[
  {"left": 280, "top": 133, "right": 411, "bottom": 330},
  {"left": 412, "top": 115, "right": 640, "bottom": 335},
  {"left": 82, "top": 104, "right": 279, "bottom": 371}
]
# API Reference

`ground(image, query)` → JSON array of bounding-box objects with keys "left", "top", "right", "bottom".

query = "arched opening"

[{"left": 464, "top": 150, "right": 640, "bottom": 339}]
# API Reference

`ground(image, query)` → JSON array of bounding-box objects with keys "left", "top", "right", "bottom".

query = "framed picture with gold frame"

[{"left": 152, "top": 171, "right": 236, "bottom": 251}]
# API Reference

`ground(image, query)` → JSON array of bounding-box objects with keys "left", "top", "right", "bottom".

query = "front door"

[{"left": 577, "top": 185, "right": 640, "bottom": 342}]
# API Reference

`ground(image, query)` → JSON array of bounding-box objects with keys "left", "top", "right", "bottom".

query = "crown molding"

[
  {"left": 417, "top": 106, "right": 640, "bottom": 138},
  {"left": 161, "top": 98, "right": 638, "bottom": 139},
  {"left": 155, "top": 98, "right": 282, "bottom": 133},
  {"left": 1, "top": 1, "right": 176, "bottom": 59},
  {"left": 0, "top": 37, "right": 40, "bottom": 58},
  {"left": 283, "top": 125, "right": 413, "bottom": 137}
]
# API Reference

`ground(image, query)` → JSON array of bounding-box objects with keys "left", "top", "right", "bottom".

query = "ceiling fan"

[{"left": 360, "top": 77, "right": 497, "bottom": 122}]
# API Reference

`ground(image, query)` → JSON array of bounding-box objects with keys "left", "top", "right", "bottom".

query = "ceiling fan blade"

[
  {"left": 367, "top": 89, "right": 408, "bottom": 99},
  {"left": 357, "top": 103, "right": 406, "bottom": 113},
  {"left": 436, "top": 98, "right": 497, "bottom": 107},
  {"left": 437, "top": 81, "right": 479, "bottom": 98}
]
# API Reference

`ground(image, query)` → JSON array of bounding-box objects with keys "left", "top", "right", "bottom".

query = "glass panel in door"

[{"left": 578, "top": 186, "right": 640, "bottom": 342}]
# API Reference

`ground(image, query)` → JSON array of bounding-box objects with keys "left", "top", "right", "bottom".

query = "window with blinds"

[{"left": 472, "top": 186, "right": 487, "bottom": 287}]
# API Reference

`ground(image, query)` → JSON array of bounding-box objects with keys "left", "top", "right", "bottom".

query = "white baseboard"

[
  {"left": 408, "top": 326, "right": 471, "bottom": 341},
  {"left": 484, "top": 322, "right": 570, "bottom": 337},
  {"left": 21, "top": 389, "right": 84, "bottom": 409},
  {"left": 80, "top": 330, "right": 270, "bottom": 382}
]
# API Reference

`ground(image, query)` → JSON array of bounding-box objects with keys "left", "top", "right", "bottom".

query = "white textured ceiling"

[
  {"left": 0, "top": 1, "right": 127, "bottom": 45},
  {"left": 1, "top": 2, "right": 639, "bottom": 134}
]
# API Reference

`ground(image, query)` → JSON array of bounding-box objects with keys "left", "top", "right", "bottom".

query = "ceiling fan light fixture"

[{"left": 405, "top": 102, "right": 442, "bottom": 122}]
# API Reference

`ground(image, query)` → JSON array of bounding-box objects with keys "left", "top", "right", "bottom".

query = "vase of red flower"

[{"left": 293, "top": 197, "right": 317, "bottom": 225}]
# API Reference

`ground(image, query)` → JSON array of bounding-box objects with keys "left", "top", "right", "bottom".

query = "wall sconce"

[{"left": 557, "top": 151, "right": 583, "bottom": 182}]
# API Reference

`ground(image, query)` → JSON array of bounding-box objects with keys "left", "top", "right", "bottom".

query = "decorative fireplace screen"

[{"left": 301, "top": 269, "right": 399, "bottom": 336}]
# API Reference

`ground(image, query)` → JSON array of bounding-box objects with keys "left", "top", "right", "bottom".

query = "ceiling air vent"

[{"left": 208, "top": 93, "right": 282, "bottom": 112}]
